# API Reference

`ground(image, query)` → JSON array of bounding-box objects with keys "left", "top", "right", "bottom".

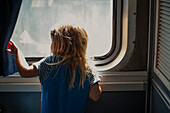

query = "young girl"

[{"left": 7, "top": 25, "right": 102, "bottom": 113}]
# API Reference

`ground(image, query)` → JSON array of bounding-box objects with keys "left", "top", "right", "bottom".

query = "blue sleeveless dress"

[{"left": 34, "top": 56, "right": 100, "bottom": 113}]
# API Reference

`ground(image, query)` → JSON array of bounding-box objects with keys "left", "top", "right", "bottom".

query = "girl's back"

[
  {"left": 35, "top": 56, "right": 98, "bottom": 113},
  {"left": 6, "top": 25, "right": 101, "bottom": 113}
]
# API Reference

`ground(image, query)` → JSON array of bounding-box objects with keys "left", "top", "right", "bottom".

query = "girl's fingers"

[
  {"left": 7, "top": 42, "right": 12, "bottom": 48},
  {"left": 7, "top": 43, "right": 9, "bottom": 48},
  {"left": 9, "top": 41, "right": 13, "bottom": 46},
  {"left": 7, "top": 41, "right": 15, "bottom": 48},
  {"left": 9, "top": 41, "right": 14, "bottom": 45},
  {"left": 6, "top": 49, "right": 11, "bottom": 53},
  {"left": 6, "top": 40, "right": 17, "bottom": 55}
]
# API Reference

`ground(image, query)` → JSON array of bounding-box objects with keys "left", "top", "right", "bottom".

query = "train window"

[
  {"left": 11, "top": 0, "right": 135, "bottom": 72},
  {"left": 11, "top": 0, "right": 113, "bottom": 60}
]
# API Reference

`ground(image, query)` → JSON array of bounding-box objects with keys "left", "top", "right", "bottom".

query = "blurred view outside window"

[{"left": 12, "top": 0, "right": 112, "bottom": 58}]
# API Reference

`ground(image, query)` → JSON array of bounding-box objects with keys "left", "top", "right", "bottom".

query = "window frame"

[
  {"left": 94, "top": 0, "right": 135, "bottom": 71},
  {"left": 24, "top": 0, "right": 119, "bottom": 70},
  {"left": 93, "top": 0, "right": 119, "bottom": 62},
  {"left": 24, "top": 0, "right": 134, "bottom": 72}
]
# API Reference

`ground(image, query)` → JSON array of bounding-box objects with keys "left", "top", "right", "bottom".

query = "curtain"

[{"left": 0, "top": 0, "right": 22, "bottom": 76}]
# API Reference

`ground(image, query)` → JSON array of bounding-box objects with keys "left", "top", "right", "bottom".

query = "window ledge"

[
  {"left": 0, "top": 71, "right": 147, "bottom": 92},
  {"left": 0, "top": 72, "right": 39, "bottom": 83}
]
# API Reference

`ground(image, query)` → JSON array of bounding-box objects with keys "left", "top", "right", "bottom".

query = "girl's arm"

[
  {"left": 7, "top": 41, "right": 38, "bottom": 77},
  {"left": 89, "top": 82, "right": 102, "bottom": 102}
]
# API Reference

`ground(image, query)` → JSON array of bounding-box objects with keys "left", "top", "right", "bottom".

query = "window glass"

[{"left": 12, "top": 0, "right": 112, "bottom": 58}]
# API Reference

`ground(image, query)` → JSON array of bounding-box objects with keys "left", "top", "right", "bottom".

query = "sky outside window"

[{"left": 12, "top": 0, "right": 112, "bottom": 59}]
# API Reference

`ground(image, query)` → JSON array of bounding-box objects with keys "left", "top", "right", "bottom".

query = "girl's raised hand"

[{"left": 6, "top": 41, "right": 18, "bottom": 55}]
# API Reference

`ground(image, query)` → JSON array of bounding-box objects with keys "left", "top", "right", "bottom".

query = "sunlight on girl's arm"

[{"left": 16, "top": 49, "right": 38, "bottom": 77}]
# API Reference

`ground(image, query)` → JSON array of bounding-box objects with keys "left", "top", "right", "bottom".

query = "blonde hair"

[{"left": 50, "top": 25, "right": 88, "bottom": 89}]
